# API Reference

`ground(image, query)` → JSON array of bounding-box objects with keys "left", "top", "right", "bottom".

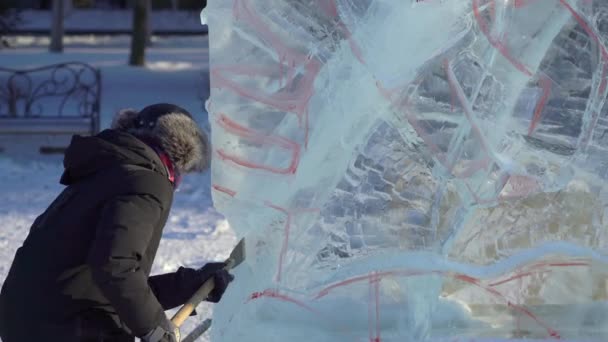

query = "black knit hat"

[{"left": 111, "top": 103, "right": 210, "bottom": 173}]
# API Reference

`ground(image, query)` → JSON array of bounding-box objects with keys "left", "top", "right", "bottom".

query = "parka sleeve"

[
  {"left": 87, "top": 194, "right": 166, "bottom": 337},
  {"left": 148, "top": 267, "right": 202, "bottom": 310}
]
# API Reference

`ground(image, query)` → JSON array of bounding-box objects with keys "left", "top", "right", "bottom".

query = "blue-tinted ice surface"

[{"left": 202, "top": 0, "right": 608, "bottom": 340}]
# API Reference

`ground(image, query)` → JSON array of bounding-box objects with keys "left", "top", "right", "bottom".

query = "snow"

[{"left": 0, "top": 35, "right": 235, "bottom": 340}]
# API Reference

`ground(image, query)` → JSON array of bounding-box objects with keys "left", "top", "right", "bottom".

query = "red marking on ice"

[
  {"left": 212, "top": 62, "right": 319, "bottom": 149},
  {"left": 547, "top": 262, "right": 589, "bottom": 267},
  {"left": 312, "top": 267, "right": 561, "bottom": 339},
  {"left": 454, "top": 274, "right": 479, "bottom": 285},
  {"left": 513, "top": 0, "right": 543, "bottom": 7},
  {"left": 247, "top": 288, "right": 356, "bottom": 335},
  {"left": 489, "top": 271, "right": 549, "bottom": 287},
  {"left": 444, "top": 59, "right": 491, "bottom": 156},
  {"left": 368, "top": 274, "right": 374, "bottom": 342},
  {"left": 226, "top": 0, "right": 364, "bottom": 148},
  {"left": 314, "top": 269, "right": 438, "bottom": 299},
  {"left": 559, "top": 0, "right": 608, "bottom": 148},
  {"left": 559, "top": 0, "right": 608, "bottom": 61},
  {"left": 444, "top": 61, "right": 458, "bottom": 112},
  {"left": 216, "top": 114, "right": 301, "bottom": 175},
  {"left": 498, "top": 174, "right": 541, "bottom": 200},
  {"left": 557, "top": 0, "right": 608, "bottom": 145},
  {"left": 313, "top": 0, "right": 366, "bottom": 64},
  {"left": 472, "top": 0, "right": 533, "bottom": 76},
  {"left": 316, "top": 273, "right": 377, "bottom": 299},
  {"left": 528, "top": 75, "right": 552, "bottom": 136},
  {"left": 452, "top": 274, "right": 560, "bottom": 338},
  {"left": 212, "top": 184, "right": 237, "bottom": 197},
  {"left": 265, "top": 203, "right": 319, "bottom": 282},
  {"left": 376, "top": 48, "right": 489, "bottom": 184},
  {"left": 474, "top": 0, "right": 608, "bottom": 78},
  {"left": 248, "top": 289, "right": 318, "bottom": 313},
  {"left": 278, "top": 216, "right": 296, "bottom": 249},
  {"left": 339, "top": 21, "right": 366, "bottom": 65},
  {"left": 559, "top": 0, "right": 608, "bottom": 145},
  {"left": 490, "top": 259, "right": 590, "bottom": 287},
  {"left": 477, "top": 0, "right": 497, "bottom": 22},
  {"left": 535, "top": 260, "right": 590, "bottom": 268},
  {"left": 374, "top": 273, "right": 381, "bottom": 342},
  {"left": 319, "top": 0, "right": 365, "bottom": 64},
  {"left": 269, "top": 204, "right": 291, "bottom": 282},
  {"left": 319, "top": 0, "right": 338, "bottom": 18},
  {"left": 220, "top": 0, "right": 325, "bottom": 149},
  {"left": 508, "top": 302, "right": 561, "bottom": 338},
  {"left": 234, "top": 0, "right": 308, "bottom": 65},
  {"left": 367, "top": 272, "right": 382, "bottom": 342},
  {"left": 212, "top": 65, "right": 278, "bottom": 77},
  {"left": 265, "top": 202, "right": 289, "bottom": 214},
  {"left": 249, "top": 291, "right": 263, "bottom": 300},
  {"left": 408, "top": 114, "right": 449, "bottom": 165}
]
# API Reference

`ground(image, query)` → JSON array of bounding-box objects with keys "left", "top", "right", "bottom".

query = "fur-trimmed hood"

[{"left": 110, "top": 104, "right": 210, "bottom": 173}]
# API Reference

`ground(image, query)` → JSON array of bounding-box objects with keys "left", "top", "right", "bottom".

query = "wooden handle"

[
  {"left": 171, "top": 258, "right": 236, "bottom": 327},
  {"left": 168, "top": 236, "right": 245, "bottom": 328},
  {"left": 171, "top": 277, "right": 216, "bottom": 327}
]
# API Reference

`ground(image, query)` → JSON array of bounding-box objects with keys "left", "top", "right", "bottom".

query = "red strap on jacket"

[{"left": 157, "top": 150, "right": 181, "bottom": 188}]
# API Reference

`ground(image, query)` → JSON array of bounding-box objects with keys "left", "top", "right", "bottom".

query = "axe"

[{"left": 171, "top": 238, "right": 246, "bottom": 328}]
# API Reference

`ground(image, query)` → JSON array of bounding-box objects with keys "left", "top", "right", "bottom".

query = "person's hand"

[
  {"left": 196, "top": 262, "right": 235, "bottom": 303},
  {"left": 140, "top": 317, "right": 180, "bottom": 342}
]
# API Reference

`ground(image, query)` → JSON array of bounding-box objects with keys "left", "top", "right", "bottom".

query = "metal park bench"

[{"left": 0, "top": 62, "right": 101, "bottom": 156}]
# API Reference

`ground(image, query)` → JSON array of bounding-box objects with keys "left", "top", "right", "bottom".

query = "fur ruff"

[{"left": 111, "top": 108, "right": 210, "bottom": 173}]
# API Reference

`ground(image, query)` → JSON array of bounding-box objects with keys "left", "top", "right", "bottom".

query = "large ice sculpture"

[{"left": 202, "top": 0, "right": 608, "bottom": 340}]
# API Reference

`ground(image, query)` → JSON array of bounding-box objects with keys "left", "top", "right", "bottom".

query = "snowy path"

[{"left": 0, "top": 36, "right": 236, "bottom": 340}]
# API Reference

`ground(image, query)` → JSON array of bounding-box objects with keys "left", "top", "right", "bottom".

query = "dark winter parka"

[{"left": 0, "top": 129, "right": 203, "bottom": 341}]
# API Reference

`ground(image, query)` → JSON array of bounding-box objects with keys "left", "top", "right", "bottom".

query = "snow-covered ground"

[{"left": 0, "top": 35, "right": 236, "bottom": 340}]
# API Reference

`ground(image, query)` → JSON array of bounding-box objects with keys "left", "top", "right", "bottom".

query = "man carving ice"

[{"left": 0, "top": 103, "right": 233, "bottom": 342}]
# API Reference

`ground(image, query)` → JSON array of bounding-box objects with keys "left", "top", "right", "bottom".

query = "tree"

[
  {"left": 145, "top": 0, "right": 152, "bottom": 47},
  {"left": 129, "top": 0, "right": 149, "bottom": 66},
  {"left": 49, "top": 0, "right": 64, "bottom": 53}
]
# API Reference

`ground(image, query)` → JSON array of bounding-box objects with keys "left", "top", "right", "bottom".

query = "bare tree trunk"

[
  {"left": 49, "top": 0, "right": 64, "bottom": 53},
  {"left": 129, "top": 0, "right": 148, "bottom": 66},
  {"left": 145, "top": 0, "right": 152, "bottom": 47}
]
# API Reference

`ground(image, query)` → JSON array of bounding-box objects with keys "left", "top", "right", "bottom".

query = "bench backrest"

[{"left": 0, "top": 62, "right": 101, "bottom": 135}]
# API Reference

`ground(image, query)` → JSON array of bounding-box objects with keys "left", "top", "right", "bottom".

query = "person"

[{"left": 0, "top": 103, "right": 234, "bottom": 342}]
